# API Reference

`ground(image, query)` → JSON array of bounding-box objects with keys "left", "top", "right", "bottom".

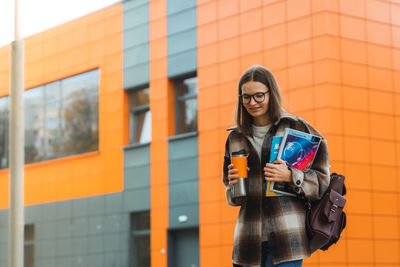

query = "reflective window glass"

[
  {"left": 129, "top": 87, "right": 151, "bottom": 144},
  {"left": 10, "top": 69, "right": 98, "bottom": 167},
  {"left": 175, "top": 75, "right": 198, "bottom": 134},
  {"left": 0, "top": 97, "right": 9, "bottom": 168},
  {"left": 130, "top": 211, "right": 150, "bottom": 267},
  {"left": 24, "top": 224, "right": 34, "bottom": 267}
]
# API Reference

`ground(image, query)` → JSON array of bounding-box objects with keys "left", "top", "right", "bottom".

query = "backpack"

[{"left": 306, "top": 173, "right": 347, "bottom": 253}]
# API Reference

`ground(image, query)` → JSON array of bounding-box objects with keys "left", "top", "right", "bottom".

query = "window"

[
  {"left": 24, "top": 69, "right": 99, "bottom": 165},
  {"left": 0, "top": 69, "right": 99, "bottom": 168},
  {"left": 0, "top": 97, "right": 9, "bottom": 169},
  {"left": 175, "top": 76, "right": 198, "bottom": 134},
  {"left": 129, "top": 87, "right": 151, "bottom": 144},
  {"left": 24, "top": 224, "right": 34, "bottom": 267},
  {"left": 130, "top": 211, "right": 150, "bottom": 267}
]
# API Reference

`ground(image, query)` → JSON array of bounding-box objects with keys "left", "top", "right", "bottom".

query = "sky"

[{"left": 0, "top": 0, "right": 120, "bottom": 46}]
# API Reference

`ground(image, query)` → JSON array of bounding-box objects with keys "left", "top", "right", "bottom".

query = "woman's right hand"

[
  {"left": 228, "top": 164, "right": 249, "bottom": 185},
  {"left": 228, "top": 164, "right": 239, "bottom": 185}
]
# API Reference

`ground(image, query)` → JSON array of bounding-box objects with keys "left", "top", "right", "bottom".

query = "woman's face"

[{"left": 241, "top": 81, "right": 270, "bottom": 123}]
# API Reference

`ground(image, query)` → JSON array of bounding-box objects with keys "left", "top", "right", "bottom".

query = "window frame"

[
  {"left": 23, "top": 69, "right": 100, "bottom": 165},
  {"left": 128, "top": 85, "right": 151, "bottom": 144},
  {"left": 24, "top": 224, "right": 35, "bottom": 267},
  {"left": 173, "top": 73, "right": 198, "bottom": 135},
  {"left": 129, "top": 211, "right": 151, "bottom": 267}
]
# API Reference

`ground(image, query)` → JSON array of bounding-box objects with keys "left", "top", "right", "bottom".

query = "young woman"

[{"left": 222, "top": 65, "right": 331, "bottom": 267}]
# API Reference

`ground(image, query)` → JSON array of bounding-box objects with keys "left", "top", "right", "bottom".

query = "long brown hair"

[{"left": 235, "top": 65, "right": 282, "bottom": 136}]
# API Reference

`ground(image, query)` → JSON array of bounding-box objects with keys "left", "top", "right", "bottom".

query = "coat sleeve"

[
  {"left": 222, "top": 133, "right": 244, "bottom": 206},
  {"left": 289, "top": 119, "right": 331, "bottom": 201}
]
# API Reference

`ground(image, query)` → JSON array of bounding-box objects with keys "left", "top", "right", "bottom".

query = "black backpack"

[{"left": 305, "top": 173, "right": 347, "bottom": 253}]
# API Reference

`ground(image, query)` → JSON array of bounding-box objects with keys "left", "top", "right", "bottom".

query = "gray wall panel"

[
  {"left": 123, "top": 144, "right": 150, "bottom": 213},
  {"left": 38, "top": 221, "right": 57, "bottom": 240},
  {"left": 56, "top": 220, "right": 72, "bottom": 238},
  {"left": 168, "top": 0, "right": 196, "bottom": 15},
  {"left": 123, "top": 0, "right": 150, "bottom": 89},
  {"left": 124, "top": 26, "right": 149, "bottom": 47},
  {"left": 72, "top": 198, "right": 88, "bottom": 218},
  {"left": 123, "top": 188, "right": 150, "bottom": 212},
  {"left": 169, "top": 157, "right": 198, "bottom": 183},
  {"left": 72, "top": 237, "right": 88, "bottom": 255},
  {"left": 88, "top": 253, "right": 104, "bottom": 267},
  {"left": 56, "top": 238, "right": 72, "bottom": 257},
  {"left": 169, "top": 204, "right": 199, "bottom": 229},
  {"left": 88, "top": 196, "right": 105, "bottom": 216},
  {"left": 168, "top": 135, "right": 198, "bottom": 160},
  {"left": 169, "top": 181, "right": 199, "bottom": 206},
  {"left": 104, "top": 214, "right": 123, "bottom": 234},
  {"left": 124, "top": 144, "right": 150, "bottom": 167},
  {"left": 124, "top": 64, "right": 150, "bottom": 88},
  {"left": 168, "top": 9, "right": 197, "bottom": 34},
  {"left": 125, "top": 166, "right": 150, "bottom": 189},
  {"left": 105, "top": 193, "right": 123, "bottom": 214},
  {"left": 167, "top": 0, "right": 197, "bottom": 77},
  {"left": 168, "top": 30, "right": 197, "bottom": 56},
  {"left": 71, "top": 217, "right": 88, "bottom": 237},
  {"left": 168, "top": 135, "right": 199, "bottom": 228},
  {"left": 0, "top": 189, "right": 144, "bottom": 266},
  {"left": 125, "top": 45, "right": 149, "bottom": 65},
  {"left": 168, "top": 49, "right": 197, "bottom": 78},
  {"left": 124, "top": 5, "right": 148, "bottom": 27}
]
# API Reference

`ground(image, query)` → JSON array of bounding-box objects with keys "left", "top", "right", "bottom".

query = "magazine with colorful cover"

[{"left": 270, "top": 128, "right": 322, "bottom": 196}]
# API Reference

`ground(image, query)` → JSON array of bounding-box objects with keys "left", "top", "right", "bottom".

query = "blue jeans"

[
  {"left": 234, "top": 242, "right": 303, "bottom": 267},
  {"left": 260, "top": 242, "right": 302, "bottom": 267}
]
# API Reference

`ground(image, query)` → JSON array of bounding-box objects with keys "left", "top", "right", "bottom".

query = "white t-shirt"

[{"left": 249, "top": 124, "right": 271, "bottom": 160}]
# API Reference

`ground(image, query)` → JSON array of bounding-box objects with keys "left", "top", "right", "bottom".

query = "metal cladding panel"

[
  {"left": 124, "top": 144, "right": 151, "bottom": 192},
  {"left": 168, "top": 135, "right": 198, "bottom": 160},
  {"left": 169, "top": 157, "right": 198, "bottom": 183},
  {"left": 169, "top": 180, "right": 199, "bottom": 206},
  {"left": 125, "top": 165, "right": 151, "bottom": 189},
  {"left": 124, "top": 144, "right": 151, "bottom": 167},
  {"left": 124, "top": 64, "right": 150, "bottom": 88},
  {"left": 167, "top": 0, "right": 197, "bottom": 77},
  {"left": 123, "top": 0, "right": 150, "bottom": 89},
  {"left": 168, "top": 49, "right": 197, "bottom": 78},
  {"left": 123, "top": 188, "right": 151, "bottom": 211},
  {"left": 167, "top": 0, "right": 196, "bottom": 15},
  {"left": 168, "top": 135, "right": 199, "bottom": 227},
  {"left": 169, "top": 204, "right": 199, "bottom": 229}
]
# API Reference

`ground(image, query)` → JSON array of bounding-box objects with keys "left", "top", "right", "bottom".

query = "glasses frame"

[{"left": 239, "top": 91, "right": 269, "bottom": 104}]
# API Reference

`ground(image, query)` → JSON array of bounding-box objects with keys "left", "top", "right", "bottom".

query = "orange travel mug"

[
  {"left": 231, "top": 155, "right": 247, "bottom": 178},
  {"left": 230, "top": 151, "right": 247, "bottom": 198}
]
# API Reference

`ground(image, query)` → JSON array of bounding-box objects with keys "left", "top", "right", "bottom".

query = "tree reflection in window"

[
  {"left": 0, "top": 70, "right": 99, "bottom": 168},
  {"left": 23, "top": 69, "right": 99, "bottom": 165},
  {"left": 62, "top": 71, "right": 99, "bottom": 155}
]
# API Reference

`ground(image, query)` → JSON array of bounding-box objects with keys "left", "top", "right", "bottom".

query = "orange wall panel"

[
  {"left": 0, "top": 3, "right": 124, "bottom": 207},
  {"left": 198, "top": 1, "right": 400, "bottom": 266}
]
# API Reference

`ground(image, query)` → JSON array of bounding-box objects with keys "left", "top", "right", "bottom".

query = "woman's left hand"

[{"left": 264, "top": 159, "right": 292, "bottom": 183}]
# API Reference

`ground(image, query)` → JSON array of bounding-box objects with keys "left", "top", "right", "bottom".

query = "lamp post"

[{"left": 9, "top": 0, "right": 25, "bottom": 266}]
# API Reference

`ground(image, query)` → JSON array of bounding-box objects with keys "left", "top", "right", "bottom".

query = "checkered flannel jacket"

[{"left": 223, "top": 111, "right": 331, "bottom": 266}]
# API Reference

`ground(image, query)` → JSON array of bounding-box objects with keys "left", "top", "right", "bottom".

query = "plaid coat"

[{"left": 223, "top": 111, "right": 331, "bottom": 266}]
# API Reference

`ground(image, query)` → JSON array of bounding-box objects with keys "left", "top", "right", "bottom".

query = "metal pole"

[{"left": 9, "top": 0, "right": 24, "bottom": 265}]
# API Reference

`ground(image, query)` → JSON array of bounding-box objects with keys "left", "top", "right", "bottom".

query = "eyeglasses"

[{"left": 239, "top": 91, "right": 269, "bottom": 104}]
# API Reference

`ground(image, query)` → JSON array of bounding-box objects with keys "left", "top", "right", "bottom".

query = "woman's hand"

[
  {"left": 228, "top": 164, "right": 250, "bottom": 185},
  {"left": 264, "top": 159, "right": 291, "bottom": 183}
]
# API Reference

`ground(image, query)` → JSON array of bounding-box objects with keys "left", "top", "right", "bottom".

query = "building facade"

[{"left": 0, "top": 0, "right": 399, "bottom": 266}]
